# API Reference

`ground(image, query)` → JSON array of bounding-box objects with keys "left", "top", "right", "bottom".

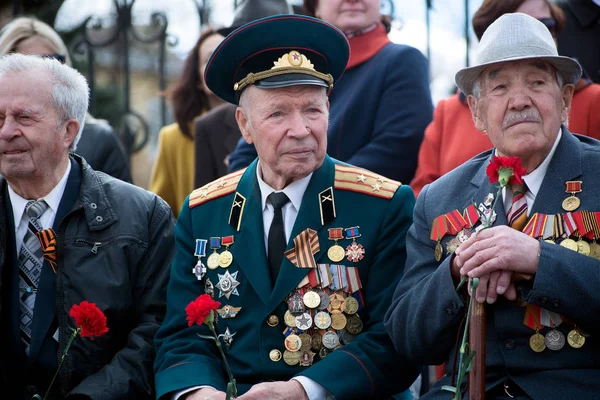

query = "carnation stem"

[
  {"left": 41, "top": 327, "right": 80, "bottom": 400},
  {"left": 209, "top": 324, "right": 237, "bottom": 400}
]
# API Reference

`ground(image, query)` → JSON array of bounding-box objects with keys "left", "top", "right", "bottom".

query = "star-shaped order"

[
  {"left": 356, "top": 174, "right": 366, "bottom": 183},
  {"left": 300, "top": 350, "right": 316, "bottom": 366},
  {"left": 215, "top": 270, "right": 240, "bottom": 299}
]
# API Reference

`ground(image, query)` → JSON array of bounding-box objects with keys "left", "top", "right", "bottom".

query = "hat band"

[{"left": 234, "top": 67, "right": 334, "bottom": 92}]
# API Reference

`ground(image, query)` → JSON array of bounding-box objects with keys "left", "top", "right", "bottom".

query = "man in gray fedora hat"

[{"left": 385, "top": 12, "right": 600, "bottom": 399}]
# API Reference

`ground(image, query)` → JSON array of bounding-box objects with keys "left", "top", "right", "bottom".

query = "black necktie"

[{"left": 267, "top": 192, "right": 290, "bottom": 284}]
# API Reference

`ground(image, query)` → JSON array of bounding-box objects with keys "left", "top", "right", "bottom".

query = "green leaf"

[{"left": 441, "top": 385, "right": 457, "bottom": 393}]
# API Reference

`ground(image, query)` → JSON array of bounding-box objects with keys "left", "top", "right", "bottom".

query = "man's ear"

[
  {"left": 467, "top": 95, "right": 486, "bottom": 132},
  {"left": 560, "top": 83, "right": 575, "bottom": 123},
  {"left": 235, "top": 107, "right": 253, "bottom": 145},
  {"left": 64, "top": 119, "right": 80, "bottom": 149}
]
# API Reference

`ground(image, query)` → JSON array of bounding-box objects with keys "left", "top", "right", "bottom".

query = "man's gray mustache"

[{"left": 502, "top": 109, "right": 541, "bottom": 129}]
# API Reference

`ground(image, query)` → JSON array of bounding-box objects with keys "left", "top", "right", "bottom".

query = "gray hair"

[
  {"left": 0, "top": 53, "right": 89, "bottom": 151},
  {"left": 471, "top": 67, "right": 565, "bottom": 99}
]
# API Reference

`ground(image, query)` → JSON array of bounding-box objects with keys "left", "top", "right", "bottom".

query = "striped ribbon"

[
  {"left": 285, "top": 228, "right": 320, "bottom": 268},
  {"left": 36, "top": 228, "right": 57, "bottom": 273}
]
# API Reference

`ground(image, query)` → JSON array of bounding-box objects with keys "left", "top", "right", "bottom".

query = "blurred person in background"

[
  {"left": 150, "top": 27, "right": 224, "bottom": 218},
  {"left": 193, "top": 0, "right": 293, "bottom": 189},
  {"left": 410, "top": 0, "right": 600, "bottom": 198},
  {"left": 556, "top": 0, "right": 600, "bottom": 84},
  {"left": 0, "top": 16, "right": 132, "bottom": 183},
  {"left": 225, "top": 0, "right": 433, "bottom": 184}
]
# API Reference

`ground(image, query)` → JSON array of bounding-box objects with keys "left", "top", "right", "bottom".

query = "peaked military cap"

[{"left": 204, "top": 14, "right": 350, "bottom": 105}]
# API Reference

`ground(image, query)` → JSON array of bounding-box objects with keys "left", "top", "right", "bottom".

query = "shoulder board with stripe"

[
  {"left": 334, "top": 164, "right": 401, "bottom": 200},
  {"left": 189, "top": 168, "right": 246, "bottom": 208}
]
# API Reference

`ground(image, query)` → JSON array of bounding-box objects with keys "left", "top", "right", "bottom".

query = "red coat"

[{"left": 410, "top": 82, "right": 600, "bottom": 198}]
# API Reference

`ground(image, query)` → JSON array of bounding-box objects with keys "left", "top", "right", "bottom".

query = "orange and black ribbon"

[
  {"left": 35, "top": 228, "right": 57, "bottom": 273},
  {"left": 285, "top": 228, "right": 320, "bottom": 268}
]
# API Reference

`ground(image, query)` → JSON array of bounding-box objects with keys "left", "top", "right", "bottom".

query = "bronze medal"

[
  {"left": 330, "top": 313, "right": 347, "bottom": 330},
  {"left": 576, "top": 239, "right": 591, "bottom": 256},
  {"left": 346, "top": 314, "right": 364, "bottom": 335},
  {"left": 567, "top": 329, "right": 585, "bottom": 349},
  {"left": 303, "top": 291, "right": 321, "bottom": 309},
  {"left": 589, "top": 242, "right": 600, "bottom": 260},
  {"left": 562, "top": 196, "right": 580, "bottom": 212},
  {"left": 327, "top": 292, "right": 346, "bottom": 314},
  {"left": 343, "top": 296, "right": 359, "bottom": 314},
  {"left": 311, "top": 333, "right": 323, "bottom": 351},
  {"left": 266, "top": 315, "right": 279, "bottom": 327},
  {"left": 545, "top": 329, "right": 566, "bottom": 351},
  {"left": 529, "top": 332, "right": 546, "bottom": 353},
  {"left": 328, "top": 245, "right": 345, "bottom": 263},
  {"left": 283, "top": 350, "right": 301, "bottom": 365},
  {"left": 285, "top": 334, "right": 302, "bottom": 352},
  {"left": 299, "top": 333, "right": 312, "bottom": 352},
  {"left": 559, "top": 238, "right": 578, "bottom": 252},
  {"left": 434, "top": 241, "right": 443, "bottom": 262}
]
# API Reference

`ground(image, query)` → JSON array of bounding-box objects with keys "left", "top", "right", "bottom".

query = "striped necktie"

[
  {"left": 507, "top": 183, "right": 528, "bottom": 231},
  {"left": 18, "top": 199, "right": 49, "bottom": 354}
]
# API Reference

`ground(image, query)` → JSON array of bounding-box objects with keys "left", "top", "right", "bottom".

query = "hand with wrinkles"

[
  {"left": 237, "top": 380, "right": 309, "bottom": 400},
  {"left": 452, "top": 225, "right": 540, "bottom": 304}
]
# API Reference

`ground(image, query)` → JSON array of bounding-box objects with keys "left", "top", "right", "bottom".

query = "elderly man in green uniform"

[{"left": 154, "top": 14, "right": 419, "bottom": 400}]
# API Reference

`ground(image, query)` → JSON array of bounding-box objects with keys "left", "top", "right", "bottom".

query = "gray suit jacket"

[{"left": 385, "top": 127, "right": 600, "bottom": 399}]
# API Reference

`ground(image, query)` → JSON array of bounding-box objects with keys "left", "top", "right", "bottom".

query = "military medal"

[
  {"left": 340, "top": 329, "right": 356, "bottom": 344},
  {"left": 299, "top": 350, "right": 316, "bottom": 367},
  {"left": 299, "top": 333, "right": 312, "bottom": 352},
  {"left": 284, "top": 310, "right": 297, "bottom": 327},
  {"left": 318, "top": 347, "right": 330, "bottom": 359},
  {"left": 559, "top": 213, "right": 578, "bottom": 252},
  {"left": 217, "top": 304, "right": 241, "bottom": 319},
  {"left": 327, "top": 228, "right": 345, "bottom": 262},
  {"left": 285, "top": 334, "right": 302, "bottom": 352},
  {"left": 330, "top": 313, "right": 347, "bottom": 330},
  {"left": 204, "top": 278, "right": 214, "bottom": 297},
  {"left": 483, "top": 193, "right": 494, "bottom": 207},
  {"left": 562, "top": 181, "right": 582, "bottom": 211},
  {"left": 317, "top": 290, "right": 330, "bottom": 310},
  {"left": 269, "top": 349, "right": 282, "bottom": 362},
  {"left": 589, "top": 242, "right": 600, "bottom": 259},
  {"left": 295, "top": 312, "right": 313, "bottom": 330},
  {"left": 322, "top": 330, "right": 340, "bottom": 349},
  {"left": 303, "top": 290, "right": 321, "bottom": 309},
  {"left": 311, "top": 333, "right": 323, "bottom": 351},
  {"left": 219, "top": 235, "right": 234, "bottom": 268},
  {"left": 430, "top": 215, "right": 448, "bottom": 261},
  {"left": 529, "top": 332, "right": 546, "bottom": 353},
  {"left": 446, "top": 228, "right": 473, "bottom": 255},
  {"left": 560, "top": 238, "right": 578, "bottom": 251},
  {"left": 287, "top": 291, "right": 306, "bottom": 314},
  {"left": 545, "top": 328, "right": 565, "bottom": 351},
  {"left": 283, "top": 349, "right": 301, "bottom": 365},
  {"left": 215, "top": 270, "right": 240, "bottom": 299},
  {"left": 192, "top": 239, "right": 208, "bottom": 280},
  {"left": 346, "top": 314, "right": 364, "bottom": 335},
  {"left": 328, "top": 292, "right": 346, "bottom": 314},
  {"left": 567, "top": 328, "right": 585, "bottom": 349},
  {"left": 267, "top": 315, "right": 279, "bottom": 327},
  {"left": 207, "top": 237, "right": 222, "bottom": 269},
  {"left": 314, "top": 311, "right": 332, "bottom": 329},
  {"left": 222, "top": 327, "right": 236, "bottom": 350},
  {"left": 344, "top": 227, "right": 365, "bottom": 263},
  {"left": 344, "top": 296, "right": 359, "bottom": 315}
]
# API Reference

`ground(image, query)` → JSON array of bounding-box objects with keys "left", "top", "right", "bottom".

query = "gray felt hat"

[{"left": 455, "top": 13, "right": 581, "bottom": 96}]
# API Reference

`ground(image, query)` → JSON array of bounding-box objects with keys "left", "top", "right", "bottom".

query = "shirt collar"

[
  {"left": 521, "top": 128, "right": 562, "bottom": 197},
  {"left": 8, "top": 161, "right": 71, "bottom": 225},
  {"left": 256, "top": 160, "right": 312, "bottom": 212}
]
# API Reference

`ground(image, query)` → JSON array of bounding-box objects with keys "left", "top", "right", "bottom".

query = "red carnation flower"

[
  {"left": 186, "top": 294, "right": 221, "bottom": 327},
  {"left": 69, "top": 301, "right": 109, "bottom": 339},
  {"left": 486, "top": 155, "right": 526, "bottom": 187}
]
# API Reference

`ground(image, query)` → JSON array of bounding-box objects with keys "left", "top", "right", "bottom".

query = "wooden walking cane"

[{"left": 467, "top": 272, "right": 534, "bottom": 400}]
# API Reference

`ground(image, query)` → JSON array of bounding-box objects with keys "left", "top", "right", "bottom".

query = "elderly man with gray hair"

[
  {"left": 385, "top": 12, "right": 600, "bottom": 399},
  {"left": 0, "top": 53, "right": 175, "bottom": 399}
]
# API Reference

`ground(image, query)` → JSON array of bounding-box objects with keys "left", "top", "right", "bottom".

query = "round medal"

[
  {"left": 284, "top": 310, "right": 297, "bottom": 328},
  {"left": 529, "top": 332, "right": 546, "bottom": 353},
  {"left": 328, "top": 245, "right": 345, "bottom": 263},
  {"left": 283, "top": 350, "right": 301, "bottom": 365},
  {"left": 314, "top": 311, "right": 332, "bottom": 329},
  {"left": 285, "top": 334, "right": 302, "bottom": 352},
  {"left": 589, "top": 242, "right": 600, "bottom": 260},
  {"left": 567, "top": 329, "right": 585, "bottom": 349},
  {"left": 207, "top": 253, "right": 220, "bottom": 269},
  {"left": 267, "top": 315, "right": 279, "bottom": 327},
  {"left": 576, "top": 240, "right": 591, "bottom": 256},
  {"left": 340, "top": 329, "right": 357, "bottom": 344},
  {"left": 330, "top": 313, "right": 347, "bottom": 330},
  {"left": 346, "top": 314, "right": 363, "bottom": 335},
  {"left": 295, "top": 312, "right": 313, "bottom": 330},
  {"left": 319, "top": 347, "right": 329, "bottom": 359},
  {"left": 269, "top": 349, "right": 282, "bottom": 362},
  {"left": 559, "top": 238, "right": 578, "bottom": 252},
  {"left": 218, "top": 250, "right": 233, "bottom": 268},
  {"left": 317, "top": 291, "right": 330, "bottom": 310},
  {"left": 545, "top": 329, "right": 565, "bottom": 351},
  {"left": 303, "top": 291, "right": 321, "bottom": 309},
  {"left": 322, "top": 331, "right": 340, "bottom": 349},
  {"left": 344, "top": 296, "right": 359, "bottom": 314},
  {"left": 562, "top": 196, "right": 580, "bottom": 212},
  {"left": 328, "top": 293, "right": 346, "bottom": 314},
  {"left": 299, "top": 333, "right": 312, "bottom": 352},
  {"left": 434, "top": 242, "right": 443, "bottom": 262}
]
